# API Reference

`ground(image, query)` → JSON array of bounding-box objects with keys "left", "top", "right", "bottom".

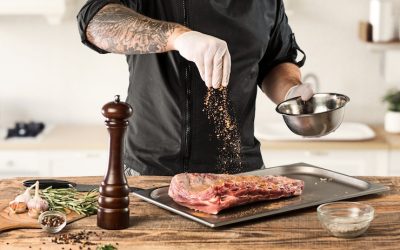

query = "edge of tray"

[{"left": 131, "top": 162, "right": 390, "bottom": 228}]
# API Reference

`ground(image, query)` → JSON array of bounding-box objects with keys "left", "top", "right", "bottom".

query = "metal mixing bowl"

[{"left": 276, "top": 93, "right": 350, "bottom": 137}]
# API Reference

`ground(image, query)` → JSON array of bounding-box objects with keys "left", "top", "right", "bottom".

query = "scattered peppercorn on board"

[{"left": 0, "top": 204, "right": 85, "bottom": 233}]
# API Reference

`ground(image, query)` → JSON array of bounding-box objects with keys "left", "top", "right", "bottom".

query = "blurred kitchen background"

[{"left": 1, "top": 0, "right": 400, "bottom": 178}]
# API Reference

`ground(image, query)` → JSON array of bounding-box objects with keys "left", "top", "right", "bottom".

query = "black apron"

[{"left": 77, "top": 0, "right": 305, "bottom": 175}]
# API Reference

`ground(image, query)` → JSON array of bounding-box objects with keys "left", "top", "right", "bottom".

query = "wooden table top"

[{"left": 0, "top": 176, "right": 399, "bottom": 250}]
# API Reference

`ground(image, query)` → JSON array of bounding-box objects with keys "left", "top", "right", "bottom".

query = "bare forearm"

[
  {"left": 86, "top": 4, "right": 190, "bottom": 54},
  {"left": 261, "top": 63, "right": 302, "bottom": 104}
]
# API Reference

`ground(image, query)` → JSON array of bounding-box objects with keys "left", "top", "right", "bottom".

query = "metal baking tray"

[{"left": 131, "top": 163, "right": 389, "bottom": 227}]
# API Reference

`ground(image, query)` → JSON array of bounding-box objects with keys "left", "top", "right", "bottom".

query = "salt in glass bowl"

[
  {"left": 317, "top": 202, "right": 374, "bottom": 238},
  {"left": 38, "top": 211, "right": 67, "bottom": 233}
]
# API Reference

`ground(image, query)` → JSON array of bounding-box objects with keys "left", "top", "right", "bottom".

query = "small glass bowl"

[
  {"left": 38, "top": 211, "right": 67, "bottom": 233},
  {"left": 317, "top": 202, "right": 374, "bottom": 238}
]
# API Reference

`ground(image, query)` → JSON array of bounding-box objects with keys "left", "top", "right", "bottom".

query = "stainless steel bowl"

[{"left": 276, "top": 93, "right": 350, "bottom": 137}]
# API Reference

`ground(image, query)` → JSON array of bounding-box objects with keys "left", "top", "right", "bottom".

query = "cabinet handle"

[{"left": 6, "top": 160, "right": 15, "bottom": 167}]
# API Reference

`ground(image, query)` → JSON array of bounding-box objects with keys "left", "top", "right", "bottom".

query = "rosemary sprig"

[
  {"left": 40, "top": 187, "right": 99, "bottom": 216},
  {"left": 97, "top": 244, "right": 118, "bottom": 250}
]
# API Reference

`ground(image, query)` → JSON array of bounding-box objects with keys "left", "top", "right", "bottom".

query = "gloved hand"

[
  {"left": 173, "top": 31, "right": 231, "bottom": 89},
  {"left": 285, "top": 83, "right": 314, "bottom": 101}
]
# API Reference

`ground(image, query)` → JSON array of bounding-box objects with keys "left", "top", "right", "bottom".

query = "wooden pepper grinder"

[{"left": 97, "top": 95, "right": 133, "bottom": 230}]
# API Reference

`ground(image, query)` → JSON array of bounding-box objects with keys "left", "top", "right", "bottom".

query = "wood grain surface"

[
  {"left": 0, "top": 204, "right": 85, "bottom": 233},
  {"left": 0, "top": 176, "right": 399, "bottom": 250}
]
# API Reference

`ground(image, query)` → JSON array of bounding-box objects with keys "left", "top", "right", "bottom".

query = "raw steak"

[{"left": 168, "top": 173, "right": 304, "bottom": 214}]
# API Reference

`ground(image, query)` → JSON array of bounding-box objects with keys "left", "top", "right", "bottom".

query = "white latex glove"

[
  {"left": 173, "top": 31, "right": 231, "bottom": 88},
  {"left": 285, "top": 83, "right": 314, "bottom": 101}
]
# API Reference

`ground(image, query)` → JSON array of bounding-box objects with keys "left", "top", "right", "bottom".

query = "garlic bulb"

[
  {"left": 9, "top": 182, "right": 36, "bottom": 214},
  {"left": 27, "top": 181, "right": 48, "bottom": 218}
]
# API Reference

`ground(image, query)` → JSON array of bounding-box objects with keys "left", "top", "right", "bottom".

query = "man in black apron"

[{"left": 77, "top": 0, "right": 313, "bottom": 176}]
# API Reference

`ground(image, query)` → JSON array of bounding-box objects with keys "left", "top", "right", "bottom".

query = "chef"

[{"left": 77, "top": 0, "right": 313, "bottom": 176}]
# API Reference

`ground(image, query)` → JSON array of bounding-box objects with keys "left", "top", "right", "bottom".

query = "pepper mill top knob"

[{"left": 102, "top": 95, "right": 133, "bottom": 120}]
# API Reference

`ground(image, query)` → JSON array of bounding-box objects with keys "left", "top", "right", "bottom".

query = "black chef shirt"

[{"left": 77, "top": 0, "right": 305, "bottom": 175}]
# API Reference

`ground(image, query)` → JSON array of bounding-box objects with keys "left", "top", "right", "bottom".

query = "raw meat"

[{"left": 168, "top": 173, "right": 304, "bottom": 214}]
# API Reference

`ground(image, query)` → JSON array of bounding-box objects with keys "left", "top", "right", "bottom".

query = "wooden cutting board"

[{"left": 0, "top": 204, "right": 86, "bottom": 233}]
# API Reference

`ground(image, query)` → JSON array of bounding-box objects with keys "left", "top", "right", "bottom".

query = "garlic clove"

[
  {"left": 28, "top": 208, "right": 41, "bottom": 219},
  {"left": 9, "top": 200, "right": 27, "bottom": 214}
]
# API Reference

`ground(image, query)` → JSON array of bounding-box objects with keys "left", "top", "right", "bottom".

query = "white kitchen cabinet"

[
  {"left": 49, "top": 150, "right": 108, "bottom": 177},
  {"left": 262, "top": 149, "right": 389, "bottom": 176},
  {"left": 0, "top": 150, "right": 108, "bottom": 178},
  {"left": 0, "top": 126, "right": 110, "bottom": 178},
  {"left": 0, "top": 151, "right": 51, "bottom": 178},
  {"left": 389, "top": 150, "right": 400, "bottom": 175}
]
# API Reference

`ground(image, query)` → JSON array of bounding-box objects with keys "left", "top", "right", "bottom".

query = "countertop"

[
  {"left": 0, "top": 175, "right": 399, "bottom": 250},
  {"left": 1, "top": 124, "right": 400, "bottom": 151},
  {"left": 0, "top": 125, "right": 108, "bottom": 151},
  {"left": 261, "top": 125, "right": 400, "bottom": 151}
]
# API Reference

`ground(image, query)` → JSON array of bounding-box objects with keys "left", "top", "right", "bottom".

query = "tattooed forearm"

[{"left": 86, "top": 4, "right": 188, "bottom": 54}]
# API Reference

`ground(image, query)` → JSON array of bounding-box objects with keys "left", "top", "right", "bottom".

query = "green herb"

[
  {"left": 96, "top": 244, "right": 117, "bottom": 250},
  {"left": 383, "top": 88, "right": 400, "bottom": 112},
  {"left": 40, "top": 187, "right": 98, "bottom": 215}
]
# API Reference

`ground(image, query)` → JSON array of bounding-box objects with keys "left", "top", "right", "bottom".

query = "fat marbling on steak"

[{"left": 168, "top": 173, "right": 304, "bottom": 214}]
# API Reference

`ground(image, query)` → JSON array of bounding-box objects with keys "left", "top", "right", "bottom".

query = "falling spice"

[
  {"left": 203, "top": 87, "right": 242, "bottom": 173},
  {"left": 319, "top": 177, "right": 333, "bottom": 182}
]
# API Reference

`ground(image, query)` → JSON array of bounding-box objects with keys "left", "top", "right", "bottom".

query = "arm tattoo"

[{"left": 87, "top": 4, "right": 179, "bottom": 54}]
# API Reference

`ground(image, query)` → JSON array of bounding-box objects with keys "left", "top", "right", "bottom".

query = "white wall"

[
  {"left": 0, "top": 0, "right": 398, "bottom": 127},
  {"left": 0, "top": 1, "right": 128, "bottom": 126},
  {"left": 257, "top": 0, "right": 399, "bottom": 127}
]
